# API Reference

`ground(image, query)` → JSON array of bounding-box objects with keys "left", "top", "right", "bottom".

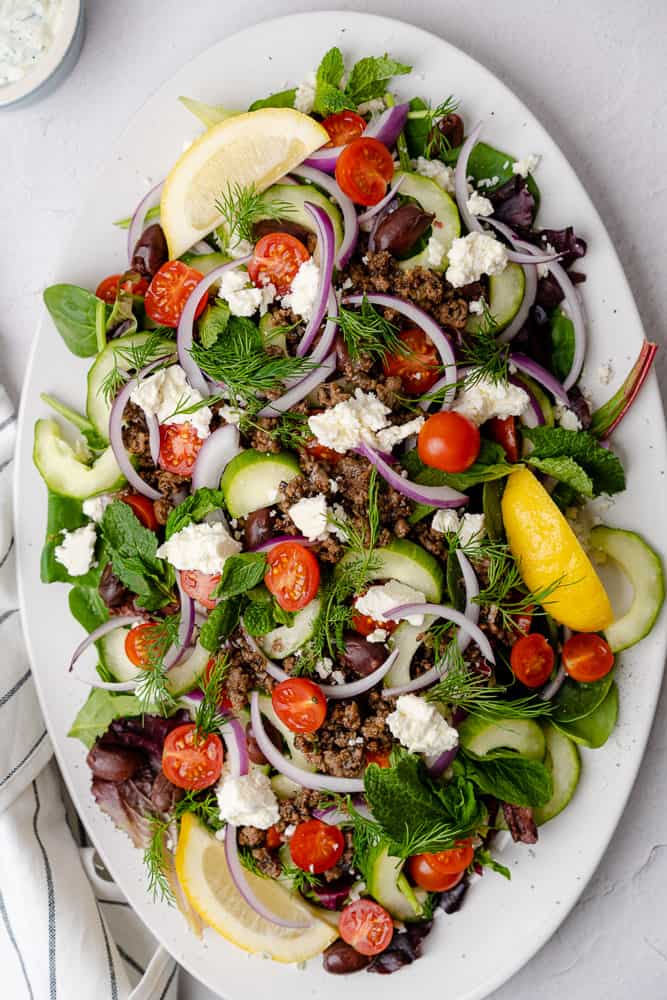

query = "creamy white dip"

[{"left": 0, "top": 0, "right": 62, "bottom": 87}]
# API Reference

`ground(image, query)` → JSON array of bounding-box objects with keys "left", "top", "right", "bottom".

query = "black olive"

[
  {"left": 98, "top": 563, "right": 130, "bottom": 609},
  {"left": 323, "top": 940, "right": 371, "bottom": 975},
  {"left": 244, "top": 507, "right": 272, "bottom": 550},
  {"left": 253, "top": 219, "right": 312, "bottom": 244},
  {"left": 131, "top": 224, "right": 168, "bottom": 279},
  {"left": 86, "top": 743, "right": 143, "bottom": 782},
  {"left": 428, "top": 112, "right": 465, "bottom": 154},
  {"left": 341, "top": 632, "right": 388, "bottom": 676},
  {"left": 371, "top": 203, "right": 435, "bottom": 255}
]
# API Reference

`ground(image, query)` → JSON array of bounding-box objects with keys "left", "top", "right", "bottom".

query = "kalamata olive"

[
  {"left": 131, "top": 223, "right": 168, "bottom": 279},
  {"left": 371, "top": 204, "right": 435, "bottom": 255},
  {"left": 323, "top": 939, "right": 370, "bottom": 975},
  {"left": 341, "top": 632, "right": 388, "bottom": 676},
  {"left": 253, "top": 219, "right": 312, "bottom": 245},
  {"left": 98, "top": 563, "right": 130, "bottom": 609},
  {"left": 244, "top": 507, "right": 272, "bottom": 550},
  {"left": 436, "top": 112, "right": 464, "bottom": 149},
  {"left": 150, "top": 771, "right": 184, "bottom": 812},
  {"left": 245, "top": 718, "right": 282, "bottom": 765},
  {"left": 86, "top": 743, "right": 143, "bottom": 782}
]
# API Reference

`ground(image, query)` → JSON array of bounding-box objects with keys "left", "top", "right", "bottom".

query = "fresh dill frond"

[
  {"left": 406, "top": 95, "right": 460, "bottom": 158},
  {"left": 134, "top": 615, "right": 180, "bottom": 714},
  {"left": 98, "top": 328, "right": 176, "bottom": 403},
  {"left": 281, "top": 863, "right": 322, "bottom": 894},
  {"left": 390, "top": 818, "right": 465, "bottom": 858},
  {"left": 425, "top": 655, "right": 551, "bottom": 720},
  {"left": 238, "top": 846, "right": 269, "bottom": 879},
  {"left": 335, "top": 297, "right": 407, "bottom": 363},
  {"left": 460, "top": 303, "right": 509, "bottom": 386},
  {"left": 215, "top": 182, "right": 296, "bottom": 246},
  {"left": 239, "top": 409, "right": 311, "bottom": 451},
  {"left": 193, "top": 654, "right": 230, "bottom": 738},
  {"left": 174, "top": 790, "right": 224, "bottom": 833},
  {"left": 143, "top": 816, "right": 175, "bottom": 905}
]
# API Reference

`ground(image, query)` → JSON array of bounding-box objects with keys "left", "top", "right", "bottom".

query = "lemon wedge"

[
  {"left": 502, "top": 467, "right": 613, "bottom": 631},
  {"left": 161, "top": 108, "right": 329, "bottom": 259},
  {"left": 175, "top": 814, "right": 337, "bottom": 962}
]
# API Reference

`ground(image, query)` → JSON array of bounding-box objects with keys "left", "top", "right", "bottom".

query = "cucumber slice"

[
  {"left": 384, "top": 616, "right": 435, "bottom": 688},
  {"left": 553, "top": 682, "right": 619, "bottom": 749},
  {"left": 533, "top": 723, "right": 581, "bottom": 825},
  {"left": 512, "top": 372, "right": 555, "bottom": 427},
  {"left": 258, "top": 312, "right": 287, "bottom": 354},
  {"left": 392, "top": 171, "right": 461, "bottom": 272},
  {"left": 270, "top": 774, "right": 302, "bottom": 799},
  {"left": 257, "top": 694, "right": 315, "bottom": 772},
  {"left": 180, "top": 250, "right": 231, "bottom": 274},
  {"left": 220, "top": 449, "right": 300, "bottom": 517},
  {"left": 590, "top": 526, "right": 665, "bottom": 652},
  {"left": 483, "top": 479, "right": 506, "bottom": 539},
  {"left": 34, "top": 419, "right": 124, "bottom": 499},
  {"left": 466, "top": 263, "right": 525, "bottom": 333},
  {"left": 366, "top": 844, "right": 428, "bottom": 921},
  {"left": 99, "top": 627, "right": 209, "bottom": 696},
  {"left": 367, "top": 538, "right": 444, "bottom": 602},
  {"left": 259, "top": 183, "right": 344, "bottom": 257},
  {"left": 258, "top": 597, "right": 321, "bottom": 660},
  {"left": 458, "top": 715, "right": 546, "bottom": 760}
]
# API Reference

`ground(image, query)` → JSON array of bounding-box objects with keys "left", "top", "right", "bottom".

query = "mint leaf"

[
  {"left": 213, "top": 553, "right": 267, "bottom": 601},
  {"left": 317, "top": 46, "right": 345, "bottom": 88},
  {"left": 198, "top": 300, "right": 230, "bottom": 350},
  {"left": 550, "top": 309, "right": 575, "bottom": 382},
  {"left": 248, "top": 88, "right": 296, "bottom": 111},
  {"left": 313, "top": 83, "right": 353, "bottom": 115},
  {"left": 165, "top": 488, "right": 226, "bottom": 539},
  {"left": 457, "top": 751, "right": 553, "bottom": 808},
  {"left": 523, "top": 426, "right": 625, "bottom": 495},
  {"left": 200, "top": 599, "right": 241, "bottom": 652},
  {"left": 100, "top": 501, "right": 175, "bottom": 610},
  {"left": 68, "top": 689, "right": 142, "bottom": 749},
  {"left": 344, "top": 55, "right": 411, "bottom": 105},
  {"left": 272, "top": 603, "right": 296, "bottom": 627},
  {"left": 527, "top": 455, "right": 594, "bottom": 498},
  {"left": 242, "top": 601, "right": 275, "bottom": 637}
]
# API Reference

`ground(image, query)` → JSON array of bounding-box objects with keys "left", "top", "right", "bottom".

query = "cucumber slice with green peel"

[
  {"left": 384, "top": 616, "right": 435, "bottom": 688},
  {"left": 180, "top": 251, "right": 231, "bottom": 274},
  {"left": 34, "top": 419, "right": 125, "bottom": 499},
  {"left": 483, "top": 479, "right": 506, "bottom": 539},
  {"left": 258, "top": 597, "right": 321, "bottom": 660},
  {"left": 220, "top": 449, "right": 300, "bottom": 517},
  {"left": 270, "top": 774, "right": 302, "bottom": 799},
  {"left": 257, "top": 694, "right": 315, "bottom": 772},
  {"left": 258, "top": 312, "right": 287, "bottom": 354},
  {"left": 512, "top": 372, "right": 555, "bottom": 427},
  {"left": 86, "top": 332, "right": 175, "bottom": 442},
  {"left": 368, "top": 538, "right": 444, "bottom": 602},
  {"left": 533, "top": 723, "right": 581, "bottom": 824},
  {"left": 392, "top": 171, "right": 461, "bottom": 272},
  {"left": 99, "top": 628, "right": 209, "bottom": 696},
  {"left": 466, "top": 263, "right": 525, "bottom": 334},
  {"left": 365, "top": 844, "right": 428, "bottom": 921},
  {"left": 259, "top": 183, "right": 344, "bottom": 256},
  {"left": 553, "top": 682, "right": 619, "bottom": 749},
  {"left": 589, "top": 526, "right": 665, "bottom": 652},
  {"left": 458, "top": 715, "right": 546, "bottom": 760},
  {"left": 551, "top": 669, "right": 615, "bottom": 724}
]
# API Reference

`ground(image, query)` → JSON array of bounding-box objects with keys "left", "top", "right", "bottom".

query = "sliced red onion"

[
  {"left": 146, "top": 412, "right": 160, "bottom": 466},
  {"left": 69, "top": 615, "right": 144, "bottom": 689},
  {"left": 455, "top": 549, "right": 480, "bottom": 655},
  {"left": 127, "top": 179, "right": 164, "bottom": 265},
  {"left": 224, "top": 826, "right": 310, "bottom": 929},
  {"left": 221, "top": 718, "right": 250, "bottom": 777},
  {"left": 309, "top": 288, "right": 339, "bottom": 366},
  {"left": 357, "top": 176, "right": 405, "bottom": 228},
  {"left": 540, "top": 664, "right": 566, "bottom": 701},
  {"left": 539, "top": 259, "right": 586, "bottom": 390},
  {"left": 164, "top": 576, "right": 195, "bottom": 671},
  {"left": 511, "top": 375, "right": 545, "bottom": 428},
  {"left": 191, "top": 424, "right": 241, "bottom": 491},
  {"left": 319, "top": 649, "right": 399, "bottom": 699},
  {"left": 295, "top": 204, "right": 335, "bottom": 356},
  {"left": 290, "top": 165, "right": 359, "bottom": 268},
  {"left": 358, "top": 441, "right": 468, "bottom": 509},
  {"left": 510, "top": 354, "right": 569, "bottom": 405},
  {"left": 484, "top": 216, "right": 562, "bottom": 266},
  {"left": 257, "top": 352, "right": 337, "bottom": 418},
  {"left": 177, "top": 257, "right": 251, "bottom": 397},
  {"left": 302, "top": 104, "right": 409, "bottom": 174},
  {"left": 455, "top": 121, "right": 485, "bottom": 235},
  {"left": 426, "top": 746, "right": 459, "bottom": 778},
  {"left": 250, "top": 692, "right": 364, "bottom": 792},
  {"left": 249, "top": 535, "right": 314, "bottom": 553}
]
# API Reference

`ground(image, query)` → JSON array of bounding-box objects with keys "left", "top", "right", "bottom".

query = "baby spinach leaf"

[
  {"left": 164, "top": 488, "right": 226, "bottom": 539},
  {"left": 523, "top": 426, "right": 626, "bottom": 495},
  {"left": 526, "top": 456, "right": 594, "bottom": 498},
  {"left": 68, "top": 689, "right": 142, "bottom": 749},
  {"left": 551, "top": 669, "right": 615, "bottom": 724},
  {"left": 69, "top": 585, "right": 109, "bottom": 633},
  {"left": 43, "top": 284, "right": 108, "bottom": 357},
  {"left": 457, "top": 141, "right": 540, "bottom": 214},
  {"left": 213, "top": 553, "right": 267, "bottom": 601},
  {"left": 100, "top": 501, "right": 175, "bottom": 610},
  {"left": 105, "top": 280, "right": 137, "bottom": 339},
  {"left": 404, "top": 97, "right": 431, "bottom": 158},
  {"left": 475, "top": 846, "right": 511, "bottom": 880},
  {"left": 457, "top": 750, "right": 553, "bottom": 808},
  {"left": 549, "top": 309, "right": 575, "bottom": 382},
  {"left": 199, "top": 599, "right": 241, "bottom": 652},
  {"left": 40, "top": 491, "right": 103, "bottom": 586},
  {"left": 248, "top": 88, "right": 296, "bottom": 112}
]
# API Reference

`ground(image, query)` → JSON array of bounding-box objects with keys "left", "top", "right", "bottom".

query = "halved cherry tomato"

[
  {"left": 383, "top": 326, "right": 440, "bottom": 395},
  {"left": 161, "top": 723, "right": 223, "bottom": 791},
  {"left": 158, "top": 422, "right": 203, "bottom": 476},
  {"left": 124, "top": 622, "right": 162, "bottom": 668},
  {"left": 335, "top": 137, "right": 394, "bottom": 206},
  {"left": 272, "top": 677, "right": 327, "bottom": 733},
  {"left": 247, "top": 233, "right": 310, "bottom": 295},
  {"left": 410, "top": 865, "right": 464, "bottom": 893},
  {"left": 408, "top": 840, "right": 474, "bottom": 891},
  {"left": 305, "top": 439, "right": 344, "bottom": 465},
  {"left": 265, "top": 825, "right": 283, "bottom": 850},
  {"left": 562, "top": 632, "right": 614, "bottom": 683},
  {"left": 180, "top": 570, "right": 220, "bottom": 611},
  {"left": 322, "top": 110, "right": 367, "bottom": 147},
  {"left": 365, "top": 749, "right": 391, "bottom": 768},
  {"left": 510, "top": 632, "right": 555, "bottom": 688},
  {"left": 121, "top": 493, "right": 158, "bottom": 531},
  {"left": 339, "top": 900, "right": 394, "bottom": 956},
  {"left": 289, "top": 819, "right": 345, "bottom": 873},
  {"left": 95, "top": 273, "right": 149, "bottom": 304},
  {"left": 264, "top": 541, "right": 320, "bottom": 612},
  {"left": 418, "top": 411, "right": 481, "bottom": 473},
  {"left": 488, "top": 415, "right": 520, "bottom": 463},
  {"left": 144, "top": 261, "right": 207, "bottom": 327},
  {"left": 351, "top": 610, "right": 399, "bottom": 638}
]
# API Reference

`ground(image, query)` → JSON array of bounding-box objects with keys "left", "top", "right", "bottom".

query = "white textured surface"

[{"left": 1, "top": 2, "right": 666, "bottom": 998}]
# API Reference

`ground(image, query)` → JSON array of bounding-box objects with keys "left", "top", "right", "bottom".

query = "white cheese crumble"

[
  {"left": 82, "top": 495, "right": 112, "bottom": 524},
  {"left": 477, "top": 175, "right": 500, "bottom": 189},
  {"left": 215, "top": 769, "right": 279, "bottom": 830},
  {"left": 554, "top": 405, "right": 582, "bottom": 431},
  {"left": 357, "top": 97, "right": 386, "bottom": 115},
  {"left": 413, "top": 157, "right": 456, "bottom": 194},
  {"left": 354, "top": 580, "right": 427, "bottom": 627},
  {"left": 387, "top": 695, "right": 459, "bottom": 756},
  {"left": 130, "top": 364, "right": 212, "bottom": 440},
  {"left": 432, "top": 510, "right": 486, "bottom": 548},
  {"left": 315, "top": 657, "right": 334, "bottom": 680},
  {"left": 330, "top": 670, "right": 345, "bottom": 685},
  {"left": 453, "top": 373, "right": 529, "bottom": 426},
  {"left": 307, "top": 389, "right": 424, "bottom": 455},
  {"left": 288, "top": 494, "right": 329, "bottom": 540},
  {"left": 375, "top": 415, "right": 425, "bottom": 452},
  {"left": 425, "top": 234, "right": 447, "bottom": 268},
  {"left": 281, "top": 258, "right": 320, "bottom": 320},
  {"left": 218, "top": 269, "right": 275, "bottom": 318},
  {"left": 468, "top": 297, "right": 486, "bottom": 316},
  {"left": 446, "top": 232, "right": 508, "bottom": 288},
  {"left": 217, "top": 404, "right": 245, "bottom": 426},
  {"left": 512, "top": 154, "right": 540, "bottom": 178},
  {"left": 156, "top": 521, "right": 241, "bottom": 575},
  {"left": 54, "top": 523, "right": 97, "bottom": 577},
  {"left": 294, "top": 71, "right": 316, "bottom": 113},
  {"left": 366, "top": 628, "right": 388, "bottom": 643},
  {"left": 466, "top": 190, "right": 494, "bottom": 218}
]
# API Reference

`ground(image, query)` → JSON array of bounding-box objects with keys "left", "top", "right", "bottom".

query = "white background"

[{"left": 1, "top": 2, "right": 666, "bottom": 998}]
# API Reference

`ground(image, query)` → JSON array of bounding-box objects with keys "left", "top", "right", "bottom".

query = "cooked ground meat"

[
  {"left": 149, "top": 470, "right": 190, "bottom": 507},
  {"left": 295, "top": 450, "right": 331, "bottom": 492},
  {"left": 224, "top": 631, "right": 275, "bottom": 710},
  {"left": 295, "top": 701, "right": 365, "bottom": 777},
  {"left": 121, "top": 401, "right": 151, "bottom": 459},
  {"left": 360, "top": 690, "right": 394, "bottom": 754},
  {"left": 153, "top": 498, "right": 173, "bottom": 526},
  {"left": 250, "top": 847, "right": 283, "bottom": 879},
  {"left": 313, "top": 381, "right": 352, "bottom": 408},
  {"left": 412, "top": 521, "right": 450, "bottom": 560},
  {"left": 277, "top": 789, "right": 329, "bottom": 827},
  {"left": 310, "top": 534, "right": 346, "bottom": 564},
  {"left": 245, "top": 417, "right": 282, "bottom": 454}
]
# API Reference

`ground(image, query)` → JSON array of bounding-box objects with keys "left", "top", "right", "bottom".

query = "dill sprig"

[
  {"left": 425, "top": 651, "right": 551, "bottom": 720},
  {"left": 215, "top": 182, "right": 296, "bottom": 246},
  {"left": 406, "top": 95, "right": 460, "bottom": 158},
  {"left": 193, "top": 654, "right": 230, "bottom": 738},
  {"left": 281, "top": 863, "right": 322, "bottom": 895},
  {"left": 460, "top": 303, "right": 509, "bottom": 386},
  {"left": 174, "top": 790, "right": 224, "bottom": 833},
  {"left": 335, "top": 297, "right": 407, "bottom": 363},
  {"left": 98, "top": 328, "right": 176, "bottom": 403},
  {"left": 143, "top": 816, "right": 175, "bottom": 905},
  {"left": 238, "top": 846, "right": 269, "bottom": 879},
  {"left": 134, "top": 615, "right": 180, "bottom": 714},
  {"left": 239, "top": 409, "right": 311, "bottom": 451}
]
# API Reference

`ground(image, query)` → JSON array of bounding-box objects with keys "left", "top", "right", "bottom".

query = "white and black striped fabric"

[{"left": 0, "top": 386, "right": 178, "bottom": 999}]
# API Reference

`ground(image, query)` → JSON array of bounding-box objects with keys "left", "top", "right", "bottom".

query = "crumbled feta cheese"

[
  {"left": 387, "top": 694, "right": 459, "bottom": 756},
  {"left": 328, "top": 503, "right": 349, "bottom": 542},
  {"left": 227, "top": 236, "right": 255, "bottom": 260},
  {"left": 466, "top": 190, "right": 494, "bottom": 218},
  {"left": 217, "top": 404, "right": 245, "bottom": 426},
  {"left": 477, "top": 175, "right": 500, "bottom": 189},
  {"left": 288, "top": 494, "right": 329, "bottom": 540},
  {"left": 82, "top": 495, "right": 112, "bottom": 524},
  {"left": 294, "top": 71, "right": 316, "bottom": 114},
  {"left": 537, "top": 262, "right": 549, "bottom": 279},
  {"left": 366, "top": 628, "right": 388, "bottom": 643},
  {"left": 453, "top": 373, "right": 529, "bottom": 425},
  {"left": 512, "top": 154, "right": 540, "bottom": 178},
  {"left": 375, "top": 416, "right": 425, "bottom": 452},
  {"left": 281, "top": 258, "right": 320, "bottom": 320},
  {"left": 340, "top": 277, "right": 354, "bottom": 291},
  {"left": 218, "top": 269, "right": 274, "bottom": 318},
  {"left": 315, "top": 657, "right": 334, "bottom": 680},
  {"left": 554, "top": 405, "right": 582, "bottom": 431},
  {"left": 130, "top": 364, "right": 213, "bottom": 439},
  {"left": 446, "top": 232, "right": 508, "bottom": 288},
  {"left": 354, "top": 580, "right": 427, "bottom": 627},
  {"left": 431, "top": 510, "right": 486, "bottom": 548},
  {"left": 307, "top": 389, "right": 390, "bottom": 454},
  {"left": 597, "top": 363, "right": 613, "bottom": 385},
  {"left": 357, "top": 97, "right": 386, "bottom": 115},
  {"left": 468, "top": 297, "right": 486, "bottom": 316},
  {"left": 413, "top": 157, "right": 456, "bottom": 194},
  {"left": 425, "top": 234, "right": 447, "bottom": 268},
  {"left": 215, "top": 769, "right": 279, "bottom": 829},
  {"left": 330, "top": 670, "right": 345, "bottom": 685},
  {"left": 328, "top": 479, "right": 339, "bottom": 494},
  {"left": 54, "top": 524, "right": 97, "bottom": 577},
  {"left": 430, "top": 509, "right": 461, "bottom": 535},
  {"left": 157, "top": 521, "right": 241, "bottom": 574}
]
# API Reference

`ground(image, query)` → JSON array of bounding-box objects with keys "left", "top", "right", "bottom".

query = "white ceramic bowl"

[{"left": 0, "top": 0, "right": 84, "bottom": 109}]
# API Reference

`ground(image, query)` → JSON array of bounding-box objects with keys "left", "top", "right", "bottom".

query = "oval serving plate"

[{"left": 14, "top": 11, "right": 667, "bottom": 1000}]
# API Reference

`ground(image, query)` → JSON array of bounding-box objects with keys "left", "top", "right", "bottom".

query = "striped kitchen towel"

[{"left": 0, "top": 385, "right": 178, "bottom": 999}]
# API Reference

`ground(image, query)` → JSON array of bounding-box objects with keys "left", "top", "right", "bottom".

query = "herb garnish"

[
  {"left": 99, "top": 328, "right": 175, "bottom": 403},
  {"left": 460, "top": 303, "right": 509, "bottom": 386},
  {"left": 215, "top": 182, "right": 296, "bottom": 247},
  {"left": 335, "top": 297, "right": 407, "bottom": 363},
  {"left": 406, "top": 95, "right": 459, "bottom": 158},
  {"left": 425, "top": 653, "right": 551, "bottom": 721},
  {"left": 99, "top": 501, "right": 176, "bottom": 611},
  {"left": 193, "top": 653, "right": 230, "bottom": 738},
  {"left": 143, "top": 816, "right": 175, "bottom": 904}
]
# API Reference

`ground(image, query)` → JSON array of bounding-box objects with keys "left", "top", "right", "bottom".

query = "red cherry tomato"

[
  {"left": 304, "top": 439, "right": 344, "bottom": 465},
  {"left": 161, "top": 723, "right": 223, "bottom": 790},
  {"left": 124, "top": 622, "right": 162, "bottom": 668},
  {"left": 121, "top": 493, "right": 158, "bottom": 531},
  {"left": 95, "top": 273, "right": 149, "bottom": 304},
  {"left": 512, "top": 605, "right": 534, "bottom": 638},
  {"left": 322, "top": 110, "right": 367, "bottom": 146},
  {"left": 264, "top": 541, "right": 320, "bottom": 612},
  {"left": 365, "top": 749, "right": 391, "bottom": 768},
  {"left": 335, "top": 137, "right": 394, "bottom": 206},
  {"left": 488, "top": 415, "right": 520, "bottom": 463},
  {"left": 289, "top": 819, "right": 345, "bottom": 873},
  {"left": 510, "top": 632, "right": 555, "bottom": 688},
  {"left": 418, "top": 411, "right": 481, "bottom": 473},
  {"left": 271, "top": 677, "right": 327, "bottom": 734},
  {"left": 410, "top": 865, "right": 464, "bottom": 892},
  {"left": 408, "top": 841, "right": 474, "bottom": 890},
  {"left": 562, "top": 633, "right": 614, "bottom": 683},
  {"left": 383, "top": 326, "right": 441, "bottom": 395},
  {"left": 158, "top": 422, "right": 203, "bottom": 476},
  {"left": 144, "top": 261, "right": 207, "bottom": 327},
  {"left": 339, "top": 900, "right": 394, "bottom": 956},
  {"left": 180, "top": 570, "right": 220, "bottom": 611},
  {"left": 247, "top": 233, "right": 310, "bottom": 295},
  {"left": 350, "top": 611, "right": 399, "bottom": 638},
  {"left": 265, "top": 825, "right": 283, "bottom": 850}
]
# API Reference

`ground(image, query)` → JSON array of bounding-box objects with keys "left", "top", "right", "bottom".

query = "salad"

[{"left": 34, "top": 45, "right": 664, "bottom": 976}]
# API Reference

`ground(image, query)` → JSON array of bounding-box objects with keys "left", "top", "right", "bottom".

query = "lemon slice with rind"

[{"left": 161, "top": 108, "right": 329, "bottom": 259}]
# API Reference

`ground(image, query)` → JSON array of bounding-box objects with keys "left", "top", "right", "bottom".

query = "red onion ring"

[
  {"left": 357, "top": 176, "right": 405, "bottom": 228},
  {"left": 510, "top": 353, "right": 570, "bottom": 406},
  {"left": 191, "top": 424, "right": 241, "bottom": 492},
  {"left": 290, "top": 165, "right": 359, "bottom": 268},
  {"left": 241, "top": 631, "right": 288, "bottom": 685},
  {"left": 295, "top": 204, "right": 335, "bottom": 356},
  {"left": 69, "top": 615, "right": 144, "bottom": 690},
  {"left": 426, "top": 746, "right": 459, "bottom": 778},
  {"left": 302, "top": 103, "right": 409, "bottom": 175},
  {"left": 318, "top": 649, "right": 399, "bottom": 699},
  {"left": 308, "top": 288, "right": 339, "bottom": 367},
  {"left": 164, "top": 576, "right": 195, "bottom": 671},
  {"left": 455, "top": 121, "right": 485, "bottom": 235},
  {"left": 224, "top": 826, "right": 311, "bottom": 929},
  {"left": 257, "top": 352, "right": 337, "bottom": 418},
  {"left": 540, "top": 663, "right": 566, "bottom": 701},
  {"left": 455, "top": 550, "right": 480, "bottom": 656},
  {"left": 248, "top": 535, "right": 314, "bottom": 553},
  {"left": 511, "top": 375, "right": 545, "bottom": 428},
  {"left": 146, "top": 412, "right": 160, "bottom": 466},
  {"left": 358, "top": 441, "right": 468, "bottom": 509},
  {"left": 532, "top": 256, "right": 586, "bottom": 391},
  {"left": 313, "top": 799, "right": 374, "bottom": 824},
  {"left": 127, "top": 179, "right": 164, "bottom": 265},
  {"left": 222, "top": 718, "right": 250, "bottom": 778},
  {"left": 473, "top": 217, "right": 538, "bottom": 344}
]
